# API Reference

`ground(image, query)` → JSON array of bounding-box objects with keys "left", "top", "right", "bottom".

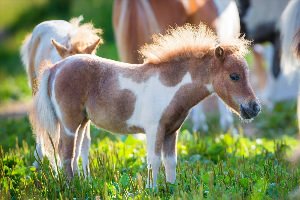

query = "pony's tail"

[
  {"left": 30, "top": 66, "right": 59, "bottom": 161},
  {"left": 20, "top": 33, "right": 41, "bottom": 90},
  {"left": 20, "top": 34, "right": 32, "bottom": 74}
]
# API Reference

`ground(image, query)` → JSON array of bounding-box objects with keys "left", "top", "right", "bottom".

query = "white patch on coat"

[
  {"left": 119, "top": 72, "right": 192, "bottom": 134},
  {"left": 205, "top": 84, "right": 214, "bottom": 93}
]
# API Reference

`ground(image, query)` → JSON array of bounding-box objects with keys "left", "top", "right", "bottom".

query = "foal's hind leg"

[
  {"left": 59, "top": 120, "right": 89, "bottom": 178},
  {"left": 162, "top": 131, "right": 178, "bottom": 183},
  {"left": 190, "top": 103, "right": 208, "bottom": 132},
  {"left": 73, "top": 121, "right": 89, "bottom": 176},
  {"left": 59, "top": 125, "right": 77, "bottom": 178},
  {"left": 217, "top": 98, "right": 235, "bottom": 133},
  {"left": 297, "top": 95, "right": 300, "bottom": 132},
  {"left": 33, "top": 141, "right": 44, "bottom": 169},
  {"left": 81, "top": 121, "right": 91, "bottom": 177}
]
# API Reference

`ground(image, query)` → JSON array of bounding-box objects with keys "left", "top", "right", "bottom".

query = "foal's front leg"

[
  {"left": 162, "top": 131, "right": 178, "bottom": 183},
  {"left": 146, "top": 128, "right": 162, "bottom": 188}
]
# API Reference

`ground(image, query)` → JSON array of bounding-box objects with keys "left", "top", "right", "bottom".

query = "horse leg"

[
  {"left": 162, "top": 131, "right": 178, "bottom": 183},
  {"left": 217, "top": 98, "right": 234, "bottom": 133},
  {"left": 58, "top": 124, "right": 78, "bottom": 178},
  {"left": 146, "top": 128, "right": 162, "bottom": 188},
  {"left": 33, "top": 142, "right": 44, "bottom": 169},
  {"left": 297, "top": 95, "right": 300, "bottom": 133},
  {"left": 73, "top": 121, "right": 89, "bottom": 176},
  {"left": 80, "top": 120, "right": 91, "bottom": 177},
  {"left": 191, "top": 103, "right": 208, "bottom": 132}
]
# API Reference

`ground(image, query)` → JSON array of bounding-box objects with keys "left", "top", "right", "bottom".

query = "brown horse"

[
  {"left": 113, "top": 0, "right": 240, "bottom": 132},
  {"left": 30, "top": 24, "right": 260, "bottom": 187},
  {"left": 20, "top": 16, "right": 103, "bottom": 176}
]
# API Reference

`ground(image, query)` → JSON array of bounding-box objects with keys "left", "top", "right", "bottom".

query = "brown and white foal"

[
  {"left": 21, "top": 16, "right": 102, "bottom": 175},
  {"left": 30, "top": 24, "right": 260, "bottom": 187}
]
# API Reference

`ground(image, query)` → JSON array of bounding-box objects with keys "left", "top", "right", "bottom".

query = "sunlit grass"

[{"left": 0, "top": 121, "right": 300, "bottom": 199}]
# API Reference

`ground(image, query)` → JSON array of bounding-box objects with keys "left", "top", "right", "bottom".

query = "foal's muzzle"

[{"left": 240, "top": 101, "right": 261, "bottom": 119}]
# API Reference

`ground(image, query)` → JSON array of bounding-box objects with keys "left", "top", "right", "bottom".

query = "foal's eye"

[{"left": 230, "top": 73, "right": 240, "bottom": 81}]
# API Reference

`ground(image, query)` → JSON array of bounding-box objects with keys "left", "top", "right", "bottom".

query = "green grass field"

[{"left": 1, "top": 0, "right": 300, "bottom": 199}]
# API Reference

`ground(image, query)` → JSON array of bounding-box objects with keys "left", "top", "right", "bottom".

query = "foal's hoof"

[
  {"left": 33, "top": 161, "right": 40, "bottom": 170},
  {"left": 145, "top": 184, "right": 158, "bottom": 192}
]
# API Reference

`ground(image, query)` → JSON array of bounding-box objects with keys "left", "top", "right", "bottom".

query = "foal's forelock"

[{"left": 68, "top": 17, "right": 103, "bottom": 53}]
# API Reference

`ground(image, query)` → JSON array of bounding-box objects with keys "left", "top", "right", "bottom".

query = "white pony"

[
  {"left": 258, "top": 1, "right": 300, "bottom": 100},
  {"left": 20, "top": 16, "right": 103, "bottom": 175},
  {"left": 279, "top": 0, "right": 300, "bottom": 130},
  {"left": 259, "top": 0, "right": 300, "bottom": 130}
]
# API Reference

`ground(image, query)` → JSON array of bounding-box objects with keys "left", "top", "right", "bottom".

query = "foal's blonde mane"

[
  {"left": 69, "top": 16, "right": 103, "bottom": 49},
  {"left": 140, "top": 23, "right": 250, "bottom": 64}
]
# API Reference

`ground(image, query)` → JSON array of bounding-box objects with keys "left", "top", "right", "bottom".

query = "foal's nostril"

[{"left": 251, "top": 101, "right": 261, "bottom": 114}]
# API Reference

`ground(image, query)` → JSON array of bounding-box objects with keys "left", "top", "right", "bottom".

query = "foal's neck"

[{"left": 141, "top": 56, "right": 214, "bottom": 108}]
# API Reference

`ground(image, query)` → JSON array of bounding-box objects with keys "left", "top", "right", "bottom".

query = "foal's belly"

[
  {"left": 86, "top": 103, "right": 144, "bottom": 135},
  {"left": 91, "top": 118, "right": 144, "bottom": 135}
]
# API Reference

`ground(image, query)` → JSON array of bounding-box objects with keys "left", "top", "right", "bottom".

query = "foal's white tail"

[{"left": 30, "top": 66, "right": 60, "bottom": 164}]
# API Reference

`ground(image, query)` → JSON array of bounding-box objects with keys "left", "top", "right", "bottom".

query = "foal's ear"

[
  {"left": 52, "top": 39, "right": 68, "bottom": 58},
  {"left": 84, "top": 38, "right": 102, "bottom": 54},
  {"left": 215, "top": 46, "right": 225, "bottom": 61}
]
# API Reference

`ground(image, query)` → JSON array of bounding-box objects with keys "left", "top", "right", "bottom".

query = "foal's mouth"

[{"left": 240, "top": 101, "right": 261, "bottom": 120}]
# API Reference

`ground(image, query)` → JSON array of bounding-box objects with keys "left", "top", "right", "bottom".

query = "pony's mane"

[
  {"left": 69, "top": 16, "right": 103, "bottom": 49},
  {"left": 140, "top": 23, "right": 250, "bottom": 64}
]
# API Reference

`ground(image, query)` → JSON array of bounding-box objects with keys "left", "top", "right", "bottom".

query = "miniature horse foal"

[{"left": 30, "top": 24, "right": 260, "bottom": 187}]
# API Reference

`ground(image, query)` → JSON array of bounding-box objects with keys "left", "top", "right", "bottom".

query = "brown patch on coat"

[
  {"left": 54, "top": 60, "right": 90, "bottom": 131},
  {"left": 162, "top": 131, "right": 178, "bottom": 157},
  {"left": 155, "top": 84, "right": 211, "bottom": 154}
]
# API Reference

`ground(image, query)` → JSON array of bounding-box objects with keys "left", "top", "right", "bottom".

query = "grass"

[
  {"left": 0, "top": 120, "right": 300, "bottom": 199},
  {"left": 1, "top": 103, "right": 300, "bottom": 199}
]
